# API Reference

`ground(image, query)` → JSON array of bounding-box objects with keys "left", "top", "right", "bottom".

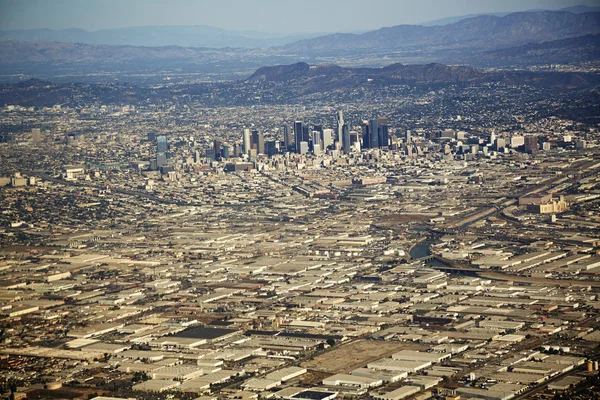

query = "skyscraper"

[
  {"left": 157, "top": 136, "right": 168, "bottom": 157},
  {"left": 222, "top": 145, "right": 230, "bottom": 159},
  {"left": 294, "top": 121, "right": 304, "bottom": 153},
  {"left": 242, "top": 128, "right": 251, "bottom": 155},
  {"left": 524, "top": 135, "right": 538, "bottom": 153},
  {"left": 214, "top": 139, "right": 222, "bottom": 159},
  {"left": 283, "top": 126, "right": 292, "bottom": 151},
  {"left": 379, "top": 123, "right": 389, "bottom": 148},
  {"left": 266, "top": 140, "right": 278, "bottom": 157},
  {"left": 312, "top": 130, "right": 321, "bottom": 148},
  {"left": 252, "top": 130, "right": 265, "bottom": 154},
  {"left": 362, "top": 121, "right": 370, "bottom": 149},
  {"left": 322, "top": 129, "right": 334, "bottom": 149},
  {"left": 342, "top": 124, "right": 350, "bottom": 154},
  {"left": 337, "top": 110, "right": 344, "bottom": 143},
  {"left": 369, "top": 119, "right": 379, "bottom": 149}
]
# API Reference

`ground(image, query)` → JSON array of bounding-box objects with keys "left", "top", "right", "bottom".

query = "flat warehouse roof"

[{"left": 172, "top": 326, "right": 239, "bottom": 340}]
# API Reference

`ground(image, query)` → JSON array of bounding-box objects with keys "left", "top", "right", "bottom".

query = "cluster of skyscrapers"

[{"left": 237, "top": 111, "right": 391, "bottom": 159}]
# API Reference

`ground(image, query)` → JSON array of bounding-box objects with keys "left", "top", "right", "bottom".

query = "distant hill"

[
  {"left": 280, "top": 11, "right": 600, "bottom": 56},
  {"left": 247, "top": 62, "right": 487, "bottom": 84},
  {"left": 0, "top": 25, "right": 328, "bottom": 49},
  {"left": 247, "top": 62, "right": 597, "bottom": 95},
  {"left": 474, "top": 34, "right": 600, "bottom": 67},
  {"left": 422, "top": 4, "right": 600, "bottom": 26},
  {"left": 1, "top": 61, "right": 597, "bottom": 107}
]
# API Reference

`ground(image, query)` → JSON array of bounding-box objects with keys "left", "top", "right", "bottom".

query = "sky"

[{"left": 0, "top": 0, "right": 598, "bottom": 33}]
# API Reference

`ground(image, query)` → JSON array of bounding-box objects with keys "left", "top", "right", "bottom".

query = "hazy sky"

[{"left": 0, "top": 0, "right": 598, "bottom": 33}]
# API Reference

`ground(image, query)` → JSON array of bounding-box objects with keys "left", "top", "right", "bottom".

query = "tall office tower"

[
  {"left": 313, "top": 144, "right": 322, "bottom": 155},
  {"left": 524, "top": 135, "right": 538, "bottom": 153},
  {"left": 156, "top": 135, "right": 168, "bottom": 157},
  {"left": 156, "top": 153, "right": 167, "bottom": 167},
  {"left": 342, "top": 124, "right": 350, "bottom": 154},
  {"left": 251, "top": 130, "right": 258, "bottom": 149},
  {"left": 222, "top": 145, "right": 230, "bottom": 159},
  {"left": 337, "top": 110, "right": 344, "bottom": 142},
  {"left": 369, "top": 119, "right": 379, "bottom": 149},
  {"left": 148, "top": 131, "right": 156, "bottom": 142},
  {"left": 299, "top": 141, "right": 309, "bottom": 155},
  {"left": 511, "top": 135, "right": 525, "bottom": 148},
  {"left": 283, "top": 126, "right": 292, "bottom": 151},
  {"left": 302, "top": 125, "right": 310, "bottom": 143},
  {"left": 405, "top": 130, "right": 412, "bottom": 143},
  {"left": 494, "top": 138, "right": 506, "bottom": 151},
  {"left": 233, "top": 143, "right": 241, "bottom": 157},
  {"left": 322, "top": 129, "right": 334, "bottom": 149},
  {"left": 266, "top": 140, "right": 278, "bottom": 157},
  {"left": 31, "top": 128, "right": 41, "bottom": 143},
  {"left": 214, "top": 139, "right": 222, "bottom": 159},
  {"left": 257, "top": 134, "right": 265, "bottom": 154},
  {"left": 294, "top": 121, "right": 304, "bottom": 153},
  {"left": 242, "top": 128, "right": 251, "bottom": 155},
  {"left": 311, "top": 130, "right": 321, "bottom": 148},
  {"left": 362, "top": 122, "right": 370, "bottom": 149},
  {"left": 252, "top": 130, "right": 265, "bottom": 154},
  {"left": 350, "top": 130, "right": 360, "bottom": 150},
  {"left": 379, "top": 124, "right": 389, "bottom": 148},
  {"left": 489, "top": 132, "right": 496, "bottom": 145}
]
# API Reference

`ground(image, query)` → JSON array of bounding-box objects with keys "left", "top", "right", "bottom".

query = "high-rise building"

[
  {"left": 378, "top": 123, "right": 389, "bottom": 148},
  {"left": 362, "top": 121, "right": 369, "bottom": 149},
  {"left": 405, "top": 130, "right": 412, "bottom": 144},
  {"left": 31, "top": 128, "right": 41, "bottom": 143},
  {"left": 302, "top": 125, "right": 309, "bottom": 143},
  {"left": 252, "top": 130, "right": 265, "bottom": 154},
  {"left": 311, "top": 130, "right": 321, "bottom": 148},
  {"left": 342, "top": 124, "right": 350, "bottom": 154},
  {"left": 294, "top": 121, "right": 309, "bottom": 154},
  {"left": 299, "top": 141, "right": 309, "bottom": 155},
  {"left": 283, "top": 126, "right": 292, "bottom": 151},
  {"left": 322, "top": 129, "right": 334, "bottom": 149},
  {"left": 369, "top": 119, "right": 379, "bottom": 149},
  {"left": 511, "top": 136, "right": 525, "bottom": 148},
  {"left": 266, "top": 140, "right": 278, "bottom": 157},
  {"left": 494, "top": 138, "right": 506, "bottom": 151},
  {"left": 156, "top": 153, "right": 167, "bottom": 167},
  {"left": 294, "top": 121, "right": 304, "bottom": 153},
  {"left": 214, "top": 139, "right": 222, "bottom": 159},
  {"left": 337, "top": 110, "right": 344, "bottom": 143},
  {"left": 242, "top": 128, "right": 251, "bottom": 155},
  {"left": 524, "top": 135, "right": 538, "bottom": 153},
  {"left": 157, "top": 136, "right": 168, "bottom": 158},
  {"left": 222, "top": 145, "right": 230, "bottom": 159},
  {"left": 148, "top": 132, "right": 156, "bottom": 142}
]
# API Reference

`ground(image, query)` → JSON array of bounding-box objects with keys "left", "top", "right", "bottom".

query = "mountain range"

[
  {"left": 0, "top": 10, "right": 598, "bottom": 83},
  {"left": 421, "top": 4, "right": 600, "bottom": 26},
  {"left": 278, "top": 11, "right": 600, "bottom": 56},
  {"left": 0, "top": 25, "right": 328, "bottom": 49},
  {"left": 1, "top": 5, "right": 598, "bottom": 49}
]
